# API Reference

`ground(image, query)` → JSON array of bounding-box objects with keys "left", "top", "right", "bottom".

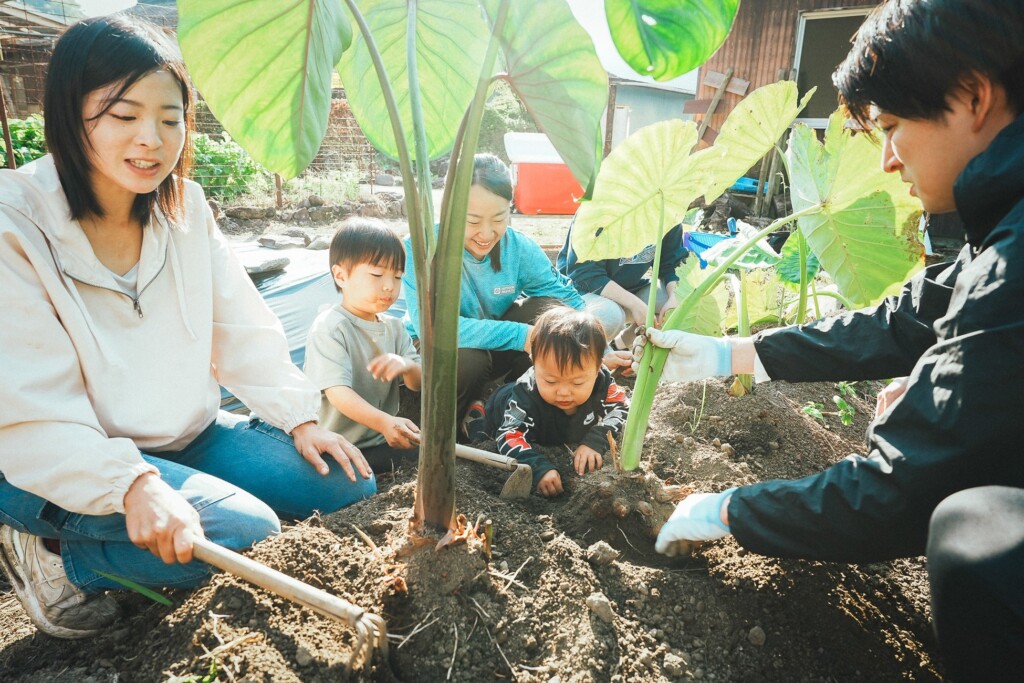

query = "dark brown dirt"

[{"left": 0, "top": 377, "right": 942, "bottom": 682}]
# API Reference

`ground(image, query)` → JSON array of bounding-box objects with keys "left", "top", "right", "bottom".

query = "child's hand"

[
  {"left": 537, "top": 469, "right": 563, "bottom": 497},
  {"left": 368, "top": 353, "right": 412, "bottom": 382},
  {"left": 381, "top": 416, "right": 420, "bottom": 449},
  {"left": 573, "top": 444, "right": 603, "bottom": 474}
]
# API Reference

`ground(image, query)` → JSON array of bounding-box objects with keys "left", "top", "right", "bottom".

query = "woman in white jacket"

[{"left": 0, "top": 15, "right": 375, "bottom": 639}]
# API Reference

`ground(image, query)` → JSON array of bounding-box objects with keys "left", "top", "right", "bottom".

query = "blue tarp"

[{"left": 221, "top": 242, "right": 407, "bottom": 411}]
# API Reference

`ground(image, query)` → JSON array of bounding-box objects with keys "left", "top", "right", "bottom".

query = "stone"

[
  {"left": 207, "top": 199, "right": 223, "bottom": 219},
  {"left": 307, "top": 194, "right": 325, "bottom": 207},
  {"left": 226, "top": 206, "right": 271, "bottom": 220},
  {"left": 720, "top": 443, "right": 735, "bottom": 458},
  {"left": 540, "top": 530, "right": 556, "bottom": 542},
  {"left": 585, "top": 592, "right": 615, "bottom": 624},
  {"left": 281, "top": 228, "right": 311, "bottom": 244},
  {"left": 748, "top": 625, "right": 767, "bottom": 647},
  {"left": 663, "top": 652, "right": 687, "bottom": 677},
  {"left": 244, "top": 257, "right": 289, "bottom": 276},
  {"left": 375, "top": 173, "right": 396, "bottom": 186},
  {"left": 586, "top": 541, "right": 620, "bottom": 566},
  {"left": 711, "top": 438, "right": 721, "bottom": 448},
  {"left": 308, "top": 205, "right": 337, "bottom": 223},
  {"left": 307, "top": 236, "right": 330, "bottom": 250},
  {"left": 257, "top": 235, "right": 306, "bottom": 250},
  {"left": 295, "top": 645, "right": 314, "bottom": 667}
]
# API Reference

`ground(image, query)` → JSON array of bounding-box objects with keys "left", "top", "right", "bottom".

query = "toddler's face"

[
  {"left": 332, "top": 261, "right": 402, "bottom": 321},
  {"left": 533, "top": 352, "right": 600, "bottom": 416}
]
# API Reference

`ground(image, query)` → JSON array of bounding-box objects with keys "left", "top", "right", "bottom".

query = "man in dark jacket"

[{"left": 635, "top": 1, "right": 1024, "bottom": 678}]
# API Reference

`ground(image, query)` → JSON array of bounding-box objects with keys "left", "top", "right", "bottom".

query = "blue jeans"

[{"left": 0, "top": 412, "right": 376, "bottom": 591}]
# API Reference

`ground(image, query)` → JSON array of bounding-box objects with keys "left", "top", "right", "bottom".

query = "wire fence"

[{"left": 0, "top": 0, "right": 379, "bottom": 209}]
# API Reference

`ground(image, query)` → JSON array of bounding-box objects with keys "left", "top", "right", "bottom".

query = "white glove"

[
  {"left": 631, "top": 328, "right": 732, "bottom": 382},
  {"left": 656, "top": 488, "right": 735, "bottom": 557}
]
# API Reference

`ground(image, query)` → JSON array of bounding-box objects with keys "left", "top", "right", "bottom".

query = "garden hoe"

[
  {"left": 192, "top": 537, "right": 388, "bottom": 670},
  {"left": 454, "top": 444, "right": 533, "bottom": 498}
]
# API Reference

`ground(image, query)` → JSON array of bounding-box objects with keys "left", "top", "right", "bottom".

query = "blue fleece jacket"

[{"left": 402, "top": 227, "right": 584, "bottom": 352}]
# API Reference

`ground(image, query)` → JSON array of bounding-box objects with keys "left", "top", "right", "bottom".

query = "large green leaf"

[
  {"left": 604, "top": 0, "right": 740, "bottom": 82},
  {"left": 673, "top": 258, "right": 727, "bottom": 336},
  {"left": 722, "top": 269, "right": 788, "bottom": 330},
  {"left": 692, "top": 81, "right": 813, "bottom": 204},
  {"left": 787, "top": 111, "right": 925, "bottom": 307},
  {"left": 178, "top": 0, "right": 350, "bottom": 179},
  {"left": 776, "top": 232, "right": 820, "bottom": 285},
  {"left": 572, "top": 120, "right": 701, "bottom": 261},
  {"left": 483, "top": 0, "right": 607, "bottom": 190},
  {"left": 338, "top": 0, "right": 488, "bottom": 161}
]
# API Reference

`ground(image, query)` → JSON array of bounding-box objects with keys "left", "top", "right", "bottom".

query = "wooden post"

[
  {"left": 274, "top": 173, "right": 283, "bottom": 209},
  {"left": 0, "top": 81, "right": 16, "bottom": 170},
  {"left": 696, "top": 67, "right": 733, "bottom": 144}
]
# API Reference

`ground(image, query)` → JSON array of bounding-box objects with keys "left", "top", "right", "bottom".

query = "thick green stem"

[
  {"left": 406, "top": 0, "right": 435, "bottom": 256},
  {"left": 619, "top": 204, "right": 821, "bottom": 469},
  {"left": 733, "top": 270, "right": 752, "bottom": 393},
  {"left": 645, "top": 190, "right": 666, "bottom": 329},
  {"left": 413, "top": 0, "right": 510, "bottom": 532},
  {"left": 809, "top": 287, "right": 854, "bottom": 310},
  {"left": 795, "top": 229, "right": 809, "bottom": 323}
]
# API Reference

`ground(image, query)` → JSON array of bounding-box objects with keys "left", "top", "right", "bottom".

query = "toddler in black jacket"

[{"left": 468, "top": 306, "right": 628, "bottom": 496}]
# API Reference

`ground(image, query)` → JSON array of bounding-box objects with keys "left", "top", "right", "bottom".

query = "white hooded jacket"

[{"left": 0, "top": 156, "right": 319, "bottom": 516}]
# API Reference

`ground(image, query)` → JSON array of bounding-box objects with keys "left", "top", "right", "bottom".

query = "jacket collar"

[
  {"left": 955, "top": 114, "right": 1024, "bottom": 248},
  {"left": 2, "top": 155, "right": 170, "bottom": 291}
]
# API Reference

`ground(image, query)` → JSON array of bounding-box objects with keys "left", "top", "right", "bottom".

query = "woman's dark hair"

[
  {"left": 834, "top": 0, "right": 1024, "bottom": 128},
  {"left": 530, "top": 306, "right": 606, "bottom": 372},
  {"left": 45, "top": 14, "right": 195, "bottom": 225},
  {"left": 471, "top": 153, "right": 513, "bottom": 272},
  {"left": 328, "top": 218, "right": 406, "bottom": 292}
]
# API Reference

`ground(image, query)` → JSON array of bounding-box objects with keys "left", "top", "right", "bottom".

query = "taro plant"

[
  {"left": 572, "top": 91, "right": 925, "bottom": 469},
  {"left": 176, "top": 0, "right": 741, "bottom": 534}
]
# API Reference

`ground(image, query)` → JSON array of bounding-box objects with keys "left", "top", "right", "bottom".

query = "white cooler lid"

[{"left": 503, "top": 132, "right": 565, "bottom": 164}]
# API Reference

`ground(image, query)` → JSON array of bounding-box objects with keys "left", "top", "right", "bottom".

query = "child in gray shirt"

[{"left": 304, "top": 219, "right": 422, "bottom": 473}]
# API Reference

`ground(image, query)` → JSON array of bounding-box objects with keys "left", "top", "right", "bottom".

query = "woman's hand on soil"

[
  {"left": 536, "top": 469, "right": 563, "bottom": 497},
  {"left": 573, "top": 444, "right": 603, "bottom": 475},
  {"left": 655, "top": 489, "right": 736, "bottom": 557},
  {"left": 124, "top": 472, "right": 204, "bottom": 564},
  {"left": 875, "top": 377, "right": 908, "bottom": 417},
  {"left": 367, "top": 353, "right": 411, "bottom": 382},
  {"left": 381, "top": 416, "right": 420, "bottom": 449},
  {"left": 292, "top": 422, "right": 372, "bottom": 481}
]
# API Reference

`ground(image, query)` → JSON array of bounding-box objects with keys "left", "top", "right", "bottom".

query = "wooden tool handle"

[
  {"left": 454, "top": 443, "right": 518, "bottom": 471},
  {"left": 192, "top": 536, "right": 363, "bottom": 624}
]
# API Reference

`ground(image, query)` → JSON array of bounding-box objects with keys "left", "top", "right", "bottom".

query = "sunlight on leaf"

[
  {"left": 787, "top": 111, "right": 925, "bottom": 307},
  {"left": 178, "top": 0, "right": 351, "bottom": 179},
  {"left": 723, "top": 269, "right": 788, "bottom": 330},
  {"left": 483, "top": 0, "right": 608, "bottom": 189},
  {"left": 604, "top": 0, "right": 740, "bottom": 82},
  {"left": 691, "top": 82, "right": 813, "bottom": 204},
  {"left": 777, "top": 232, "right": 821, "bottom": 285},
  {"left": 338, "top": 0, "right": 488, "bottom": 161},
  {"left": 572, "top": 120, "right": 701, "bottom": 262}
]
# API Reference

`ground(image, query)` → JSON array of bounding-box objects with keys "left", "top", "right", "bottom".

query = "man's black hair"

[
  {"left": 835, "top": 0, "right": 1024, "bottom": 127},
  {"left": 328, "top": 218, "right": 406, "bottom": 292},
  {"left": 45, "top": 14, "right": 194, "bottom": 225}
]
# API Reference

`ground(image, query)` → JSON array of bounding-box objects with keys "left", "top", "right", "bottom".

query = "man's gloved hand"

[
  {"left": 631, "top": 327, "right": 732, "bottom": 382},
  {"left": 656, "top": 488, "right": 736, "bottom": 557}
]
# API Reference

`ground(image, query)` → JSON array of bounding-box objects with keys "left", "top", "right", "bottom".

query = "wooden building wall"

[{"left": 697, "top": 0, "right": 879, "bottom": 134}]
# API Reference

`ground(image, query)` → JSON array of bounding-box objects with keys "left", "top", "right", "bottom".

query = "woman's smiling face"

[{"left": 464, "top": 183, "right": 510, "bottom": 259}]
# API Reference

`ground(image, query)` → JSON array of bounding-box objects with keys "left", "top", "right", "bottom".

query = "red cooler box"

[{"left": 504, "top": 132, "right": 583, "bottom": 215}]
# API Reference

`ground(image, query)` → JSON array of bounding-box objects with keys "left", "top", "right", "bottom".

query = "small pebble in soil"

[
  {"left": 663, "top": 652, "right": 687, "bottom": 677},
  {"left": 540, "top": 530, "right": 556, "bottom": 542},
  {"left": 748, "top": 625, "right": 767, "bottom": 647},
  {"left": 295, "top": 645, "right": 314, "bottom": 667},
  {"left": 586, "top": 592, "right": 615, "bottom": 623},
  {"left": 711, "top": 438, "right": 721, "bottom": 448},
  {"left": 684, "top": 436, "right": 696, "bottom": 448},
  {"left": 720, "top": 443, "right": 735, "bottom": 457},
  {"left": 586, "top": 540, "right": 620, "bottom": 566}
]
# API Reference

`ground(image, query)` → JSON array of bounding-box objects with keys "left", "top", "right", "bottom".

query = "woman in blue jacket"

[{"left": 402, "top": 154, "right": 586, "bottom": 420}]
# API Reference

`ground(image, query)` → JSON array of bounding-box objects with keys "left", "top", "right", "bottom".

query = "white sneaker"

[{"left": 0, "top": 525, "right": 121, "bottom": 638}]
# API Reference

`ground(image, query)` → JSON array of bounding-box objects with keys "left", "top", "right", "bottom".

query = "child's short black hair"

[
  {"left": 834, "top": 0, "right": 1024, "bottom": 128},
  {"left": 328, "top": 218, "right": 406, "bottom": 292},
  {"left": 530, "top": 306, "right": 606, "bottom": 372}
]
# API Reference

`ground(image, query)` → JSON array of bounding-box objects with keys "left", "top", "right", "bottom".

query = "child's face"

[
  {"left": 332, "top": 261, "right": 402, "bottom": 321},
  {"left": 533, "top": 351, "right": 600, "bottom": 416},
  {"left": 464, "top": 184, "right": 510, "bottom": 260}
]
